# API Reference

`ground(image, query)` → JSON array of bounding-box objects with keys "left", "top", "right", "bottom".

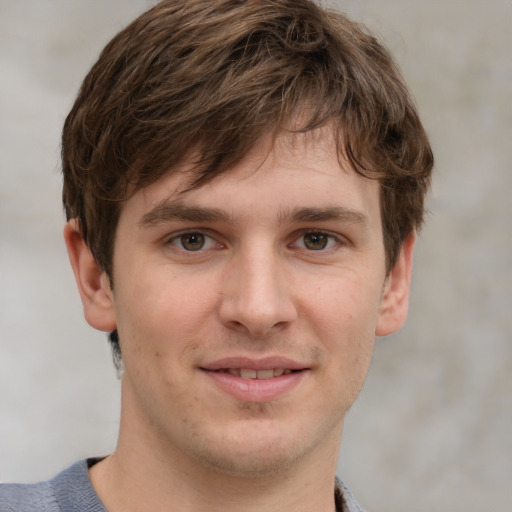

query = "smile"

[
  {"left": 201, "top": 358, "right": 308, "bottom": 402},
  {"left": 215, "top": 368, "right": 295, "bottom": 379}
]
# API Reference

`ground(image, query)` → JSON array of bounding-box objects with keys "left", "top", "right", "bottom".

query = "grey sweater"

[
  {"left": 0, "top": 459, "right": 364, "bottom": 511},
  {"left": 0, "top": 460, "right": 105, "bottom": 512}
]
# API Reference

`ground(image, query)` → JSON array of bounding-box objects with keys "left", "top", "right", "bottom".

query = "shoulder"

[
  {"left": 0, "top": 459, "right": 106, "bottom": 512},
  {"left": 0, "top": 480, "right": 58, "bottom": 512}
]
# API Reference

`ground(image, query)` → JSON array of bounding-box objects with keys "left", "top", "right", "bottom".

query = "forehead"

[{"left": 122, "top": 129, "right": 382, "bottom": 229}]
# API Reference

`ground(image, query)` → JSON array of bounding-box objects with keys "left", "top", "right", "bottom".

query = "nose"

[{"left": 218, "top": 245, "right": 298, "bottom": 338}]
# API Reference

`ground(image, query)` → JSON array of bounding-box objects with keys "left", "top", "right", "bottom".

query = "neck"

[
  {"left": 91, "top": 452, "right": 338, "bottom": 512},
  {"left": 89, "top": 382, "right": 342, "bottom": 512}
]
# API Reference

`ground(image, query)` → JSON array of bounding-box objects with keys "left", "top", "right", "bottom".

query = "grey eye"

[
  {"left": 179, "top": 233, "right": 206, "bottom": 251},
  {"left": 303, "top": 232, "right": 329, "bottom": 250}
]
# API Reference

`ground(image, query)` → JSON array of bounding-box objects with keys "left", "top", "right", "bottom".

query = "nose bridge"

[{"left": 219, "top": 240, "right": 296, "bottom": 336}]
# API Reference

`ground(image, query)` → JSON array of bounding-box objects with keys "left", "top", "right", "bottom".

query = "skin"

[{"left": 65, "top": 129, "right": 414, "bottom": 512}]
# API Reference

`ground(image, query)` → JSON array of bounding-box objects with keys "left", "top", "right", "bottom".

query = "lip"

[
  {"left": 200, "top": 356, "right": 309, "bottom": 403},
  {"left": 201, "top": 356, "right": 307, "bottom": 372}
]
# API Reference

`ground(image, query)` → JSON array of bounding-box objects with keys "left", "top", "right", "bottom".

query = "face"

[{"left": 70, "top": 129, "right": 412, "bottom": 476}]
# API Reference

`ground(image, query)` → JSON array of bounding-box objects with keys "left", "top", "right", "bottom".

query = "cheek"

[
  {"left": 306, "top": 271, "right": 382, "bottom": 333},
  {"left": 114, "top": 270, "right": 216, "bottom": 362},
  {"left": 303, "top": 272, "right": 381, "bottom": 370}
]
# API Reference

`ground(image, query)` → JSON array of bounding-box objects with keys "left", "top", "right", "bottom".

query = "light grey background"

[{"left": 1, "top": 1, "right": 511, "bottom": 510}]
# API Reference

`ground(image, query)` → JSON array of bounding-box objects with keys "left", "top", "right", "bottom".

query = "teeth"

[
  {"left": 240, "top": 369, "right": 257, "bottom": 379},
  {"left": 256, "top": 369, "right": 274, "bottom": 380},
  {"left": 230, "top": 368, "right": 291, "bottom": 380}
]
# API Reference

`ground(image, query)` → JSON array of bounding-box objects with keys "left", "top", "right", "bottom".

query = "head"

[
  {"left": 62, "top": 0, "right": 433, "bottom": 477},
  {"left": 62, "top": 0, "right": 432, "bottom": 367}
]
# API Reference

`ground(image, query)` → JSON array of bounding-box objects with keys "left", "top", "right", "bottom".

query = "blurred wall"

[{"left": 1, "top": 1, "right": 511, "bottom": 510}]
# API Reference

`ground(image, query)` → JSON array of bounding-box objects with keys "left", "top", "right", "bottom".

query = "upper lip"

[{"left": 201, "top": 356, "right": 308, "bottom": 371}]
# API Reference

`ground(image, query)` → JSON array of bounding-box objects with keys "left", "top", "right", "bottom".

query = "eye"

[
  {"left": 168, "top": 232, "right": 217, "bottom": 251},
  {"left": 294, "top": 231, "right": 339, "bottom": 251}
]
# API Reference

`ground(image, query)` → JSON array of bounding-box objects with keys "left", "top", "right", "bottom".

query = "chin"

[
  {"left": 195, "top": 445, "right": 301, "bottom": 478},
  {"left": 186, "top": 425, "right": 309, "bottom": 478}
]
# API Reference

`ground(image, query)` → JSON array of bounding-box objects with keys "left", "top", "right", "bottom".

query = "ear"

[
  {"left": 64, "top": 219, "right": 117, "bottom": 332},
  {"left": 375, "top": 233, "right": 416, "bottom": 337}
]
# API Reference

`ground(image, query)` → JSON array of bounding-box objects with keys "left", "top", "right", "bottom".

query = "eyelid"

[
  {"left": 165, "top": 229, "right": 222, "bottom": 250},
  {"left": 290, "top": 229, "right": 347, "bottom": 251}
]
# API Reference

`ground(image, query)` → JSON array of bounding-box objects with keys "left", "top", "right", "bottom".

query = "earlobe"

[
  {"left": 64, "top": 219, "right": 117, "bottom": 332},
  {"left": 375, "top": 233, "right": 416, "bottom": 337}
]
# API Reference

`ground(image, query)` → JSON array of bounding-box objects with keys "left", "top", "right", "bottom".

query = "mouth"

[
  {"left": 206, "top": 368, "right": 297, "bottom": 380},
  {"left": 200, "top": 357, "right": 308, "bottom": 401}
]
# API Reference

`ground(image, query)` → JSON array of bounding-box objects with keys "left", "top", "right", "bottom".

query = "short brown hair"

[{"left": 62, "top": 0, "right": 433, "bottom": 279}]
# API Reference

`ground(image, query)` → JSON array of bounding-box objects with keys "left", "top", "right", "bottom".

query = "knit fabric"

[
  {"left": 1, "top": 459, "right": 365, "bottom": 511},
  {"left": 0, "top": 460, "right": 105, "bottom": 512}
]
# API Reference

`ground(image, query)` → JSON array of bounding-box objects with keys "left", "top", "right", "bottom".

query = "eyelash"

[
  {"left": 165, "top": 230, "right": 220, "bottom": 252},
  {"left": 165, "top": 229, "right": 344, "bottom": 253},
  {"left": 290, "top": 230, "right": 343, "bottom": 252}
]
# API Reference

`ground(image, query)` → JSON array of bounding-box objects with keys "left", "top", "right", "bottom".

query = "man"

[{"left": 1, "top": 0, "right": 433, "bottom": 510}]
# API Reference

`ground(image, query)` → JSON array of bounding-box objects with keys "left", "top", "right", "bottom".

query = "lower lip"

[{"left": 201, "top": 370, "right": 307, "bottom": 402}]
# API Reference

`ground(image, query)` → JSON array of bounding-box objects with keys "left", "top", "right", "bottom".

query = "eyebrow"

[
  {"left": 281, "top": 206, "right": 369, "bottom": 226},
  {"left": 140, "top": 200, "right": 233, "bottom": 226},
  {"left": 140, "top": 200, "right": 368, "bottom": 228}
]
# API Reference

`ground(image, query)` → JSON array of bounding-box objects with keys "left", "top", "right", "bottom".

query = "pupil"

[
  {"left": 304, "top": 233, "right": 328, "bottom": 250},
  {"left": 182, "top": 233, "right": 205, "bottom": 251}
]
